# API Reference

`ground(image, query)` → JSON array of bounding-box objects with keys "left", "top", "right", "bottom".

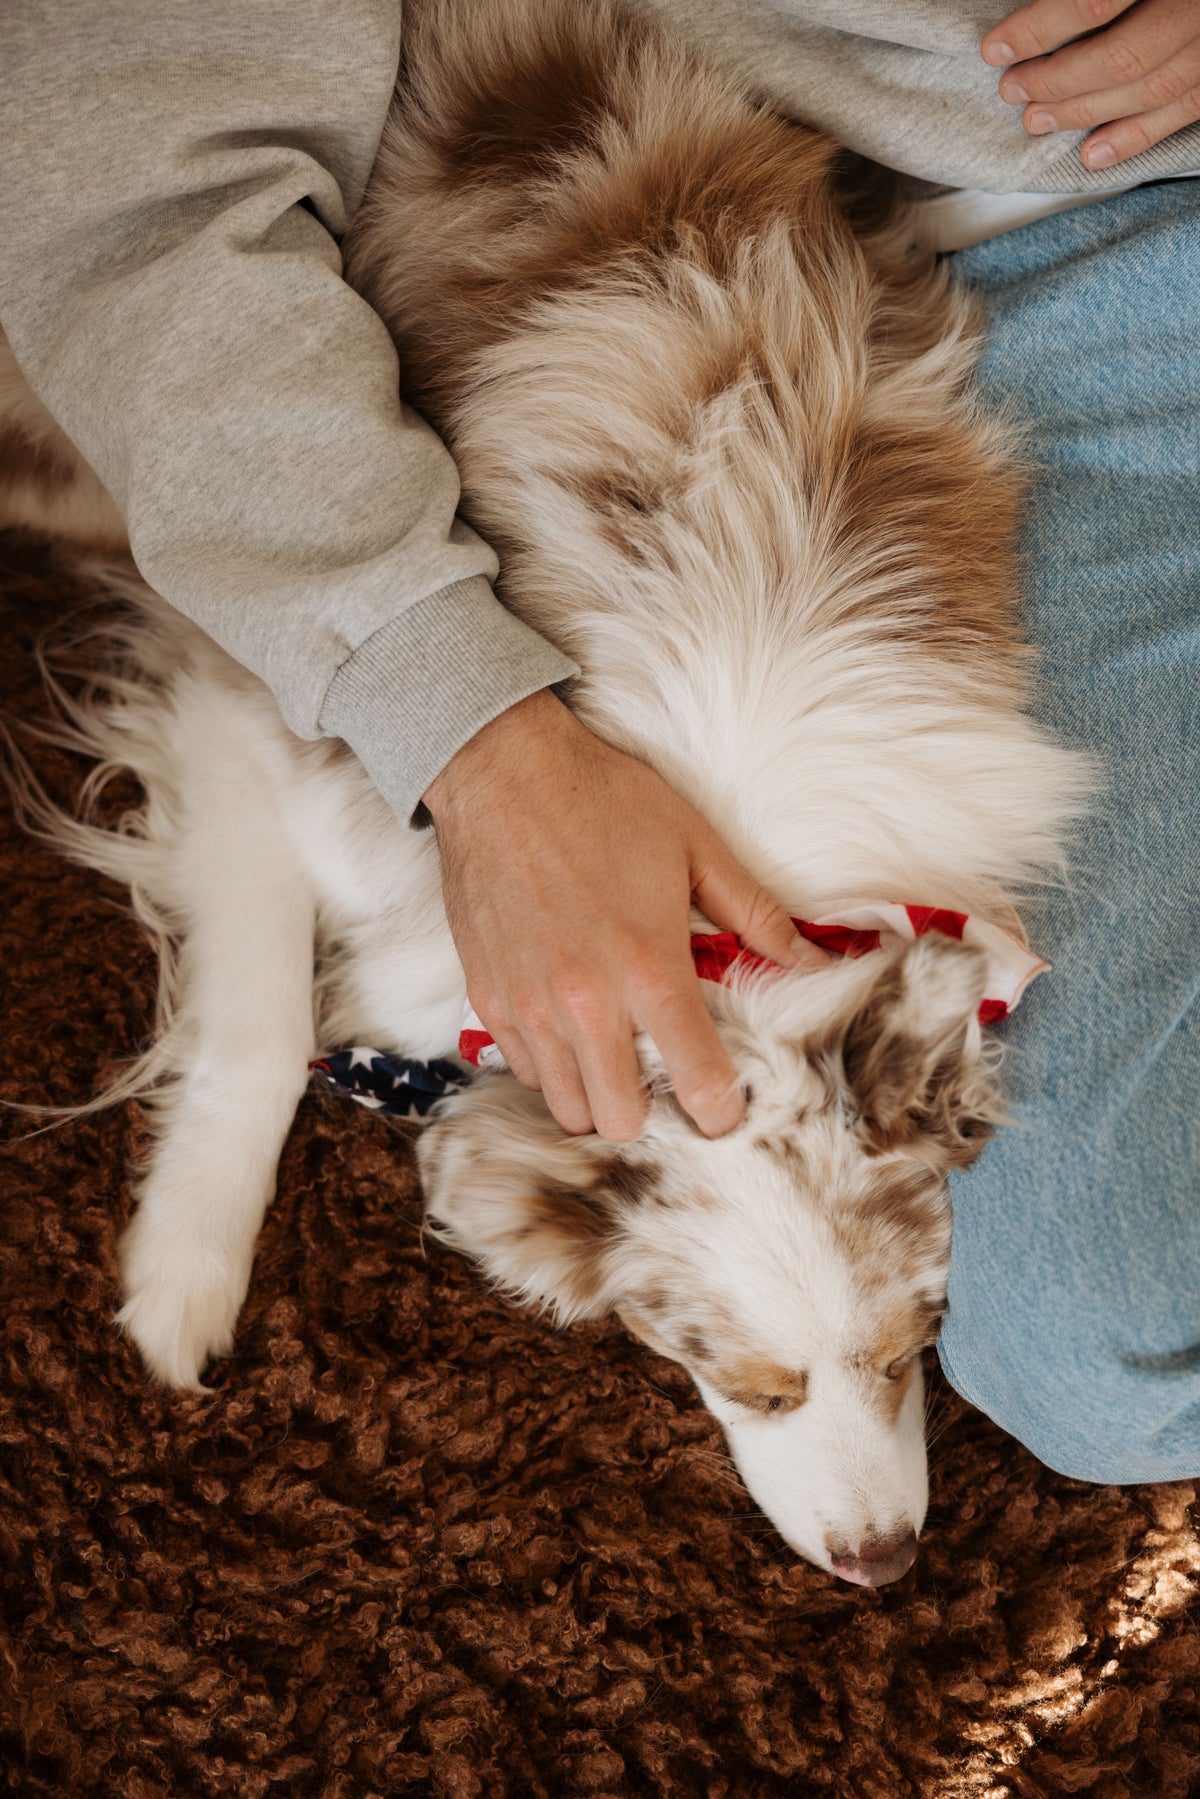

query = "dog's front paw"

[{"left": 115, "top": 1215, "right": 251, "bottom": 1390}]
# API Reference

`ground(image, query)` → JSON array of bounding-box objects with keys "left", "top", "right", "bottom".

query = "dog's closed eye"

[
  {"left": 729, "top": 1388, "right": 807, "bottom": 1418},
  {"left": 879, "top": 1298, "right": 947, "bottom": 1379},
  {"left": 883, "top": 1354, "right": 917, "bottom": 1381},
  {"left": 719, "top": 1363, "right": 810, "bottom": 1416}
]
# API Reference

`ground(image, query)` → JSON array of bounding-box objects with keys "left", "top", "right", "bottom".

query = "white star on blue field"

[{"left": 309, "top": 1047, "right": 471, "bottom": 1119}]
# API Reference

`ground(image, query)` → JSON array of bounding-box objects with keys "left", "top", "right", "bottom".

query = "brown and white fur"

[{"left": 0, "top": 0, "right": 1088, "bottom": 1583}]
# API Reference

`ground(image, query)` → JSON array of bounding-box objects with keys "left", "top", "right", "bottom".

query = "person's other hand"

[
  {"left": 982, "top": 0, "right": 1200, "bottom": 170},
  {"left": 424, "top": 689, "right": 827, "bottom": 1142}
]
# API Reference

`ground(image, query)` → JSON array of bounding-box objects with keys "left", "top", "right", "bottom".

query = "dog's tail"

[{"left": 0, "top": 569, "right": 192, "bottom": 1125}]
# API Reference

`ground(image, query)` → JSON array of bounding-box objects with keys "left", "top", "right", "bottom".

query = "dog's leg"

[{"left": 114, "top": 759, "right": 315, "bottom": 1389}]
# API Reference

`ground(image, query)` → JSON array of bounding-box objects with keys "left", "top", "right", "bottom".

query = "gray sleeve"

[
  {"left": 630, "top": 0, "right": 1200, "bottom": 195},
  {"left": 0, "top": 0, "right": 577, "bottom": 824}
]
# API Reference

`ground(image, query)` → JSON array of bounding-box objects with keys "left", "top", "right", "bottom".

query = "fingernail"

[
  {"left": 982, "top": 39, "right": 1015, "bottom": 66},
  {"left": 697, "top": 1105, "right": 742, "bottom": 1141},
  {"left": 788, "top": 935, "right": 831, "bottom": 972},
  {"left": 1001, "top": 81, "right": 1029, "bottom": 104},
  {"left": 1027, "top": 109, "right": 1057, "bottom": 135},
  {"left": 1083, "top": 141, "right": 1116, "bottom": 168}
]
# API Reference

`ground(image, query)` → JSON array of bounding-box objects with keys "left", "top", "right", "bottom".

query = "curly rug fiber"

[{"left": 2, "top": 532, "right": 1199, "bottom": 1799}]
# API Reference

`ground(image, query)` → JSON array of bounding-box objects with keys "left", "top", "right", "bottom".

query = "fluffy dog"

[{"left": 0, "top": 0, "right": 1087, "bottom": 1583}]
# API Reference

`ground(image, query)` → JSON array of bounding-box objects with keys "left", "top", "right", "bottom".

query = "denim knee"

[
  {"left": 938, "top": 1305, "right": 1200, "bottom": 1486},
  {"left": 937, "top": 181, "right": 1200, "bottom": 1491}
]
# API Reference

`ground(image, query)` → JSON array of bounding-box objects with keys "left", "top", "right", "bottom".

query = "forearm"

[{"left": 0, "top": 0, "right": 575, "bottom": 820}]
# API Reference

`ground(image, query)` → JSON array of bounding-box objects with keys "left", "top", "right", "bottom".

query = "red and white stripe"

[{"left": 459, "top": 902, "right": 1048, "bottom": 1070}]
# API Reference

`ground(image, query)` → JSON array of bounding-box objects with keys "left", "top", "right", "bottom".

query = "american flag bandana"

[
  {"left": 308, "top": 1048, "right": 471, "bottom": 1121},
  {"left": 461, "top": 903, "right": 1046, "bottom": 1068},
  {"left": 311, "top": 902, "right": 1046, "bottom": 1115}
]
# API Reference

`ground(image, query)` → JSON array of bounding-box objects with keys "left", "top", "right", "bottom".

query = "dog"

[{"left": 0, "top": 0, "right": 1088, "bottom": 1584}]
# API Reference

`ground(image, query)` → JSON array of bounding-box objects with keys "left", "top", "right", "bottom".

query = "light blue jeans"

[{"left": 938, "top": 179, "right": 1200, "bottom": 1483}]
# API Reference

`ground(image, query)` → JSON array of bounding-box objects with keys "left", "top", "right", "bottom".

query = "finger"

[
  {"left": 1079, "top": 84, "right": 1200, "bottom": 163},
  {"left": 1012, "top": 31, "right": 1200, "bottom": 133},
  {"left": 491, "top": 996, "right": 595, "bottom": 1131},
  {"left": 527, "top": 1033, "right": 595, "bottom": 1135},
  {"left": 690, "top": 828, "right": 831, "bottom": 973},
  {"left": 1021, "top": 51, "right": 1198, "bottom": 132},
  {"left": 999, "top": 0, "right": 1199, "bottom": 107},
  {"left": 491, "top": 977, "right": 597, "bottom": 1132},
  {"left": 485, "top": 1019, "right": 542, "bottom": 1091},
  {"left": 570, "top": 1021, "right": 648, "bottom": 1143},
  {"left": 982, "top": 0, "right": 1132, "bottom": 67},
  {"left": 639, "top": 971, "right": 743, "bottom": 1138}
]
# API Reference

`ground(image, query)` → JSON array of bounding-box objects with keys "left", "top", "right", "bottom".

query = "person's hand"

[
  {"left": 982, "top": 0, "right": 1200, "bottom": 170},
  {"left": 424, "top": 689, "right": 827, "bottom": 1142}
]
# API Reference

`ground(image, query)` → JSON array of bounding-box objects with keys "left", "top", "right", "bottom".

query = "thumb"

[{"left": 690, "top": 826, "right": 831, "bottom": 973}]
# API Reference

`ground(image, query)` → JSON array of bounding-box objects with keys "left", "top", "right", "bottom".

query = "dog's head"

[{"left": 419, "top": 933, "right": 998, "bottom": 1583}]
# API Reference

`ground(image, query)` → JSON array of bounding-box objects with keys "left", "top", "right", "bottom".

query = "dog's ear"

[
  {"left": 418, "top": 1076, "right": 623, "bottom": 1323},
  {"left": 836, "top": 935, "right": 997, "bottom": 1164}
]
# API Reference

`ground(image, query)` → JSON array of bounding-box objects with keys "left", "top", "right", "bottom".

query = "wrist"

[{"left": 423, "top": 687, "right": 576, "bottom": 823}]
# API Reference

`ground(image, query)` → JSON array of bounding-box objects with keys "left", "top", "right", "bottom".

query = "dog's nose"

[{"left": 827, "top": 1528, "right": 918, "bottom": 1587}]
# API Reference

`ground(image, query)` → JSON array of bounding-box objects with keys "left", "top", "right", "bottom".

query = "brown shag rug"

[{"left": 2, "top": 529, "right": 1198, "bottom": 1799}]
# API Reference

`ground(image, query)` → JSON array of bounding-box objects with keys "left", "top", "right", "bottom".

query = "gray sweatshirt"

[{"left": 2, "top": 1, "right": 1196, "bottom": 823}]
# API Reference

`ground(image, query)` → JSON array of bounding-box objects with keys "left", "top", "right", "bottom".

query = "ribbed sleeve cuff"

[{"left": 318, "top": 576, "right": 579, "bottom": 827}]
